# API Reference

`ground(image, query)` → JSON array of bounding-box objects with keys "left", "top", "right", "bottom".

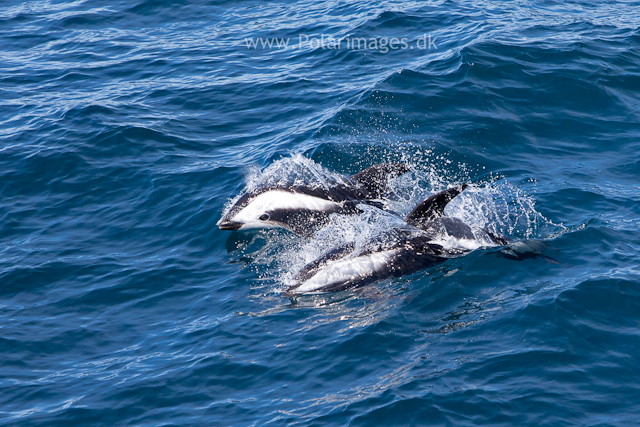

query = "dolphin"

[
  {"left": 282, "top": 231, "right": 450, "bottom": 295},
  {"left": 283, "top": 185, "right": 510, "bottom": 295},
  {"left": 218, "top": 163, "right": 410, "bottom": 237}
]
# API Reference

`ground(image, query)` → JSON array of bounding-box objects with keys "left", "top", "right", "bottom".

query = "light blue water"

[{"left": 1, "top": 0, "right": 640, "bottom": 425}]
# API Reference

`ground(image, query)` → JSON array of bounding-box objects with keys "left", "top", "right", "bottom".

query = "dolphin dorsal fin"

[
  {"left": 405, "top": 185, "right": 468, "bottom": 227},
  {"left": 349, "top": 163, "right": 410, "bottom": 197}
]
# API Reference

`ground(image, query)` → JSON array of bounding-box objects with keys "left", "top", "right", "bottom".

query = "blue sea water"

[{"left": 1, "top": 0, "right": 640, "bottom": 425}]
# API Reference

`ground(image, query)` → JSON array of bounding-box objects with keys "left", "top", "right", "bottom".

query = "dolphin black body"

[
  {"left": 218, "top": 163, "right": 410, "bottom": 236},
  {"left": 283, "top": 230, "right": 453, "bottom": 296}
]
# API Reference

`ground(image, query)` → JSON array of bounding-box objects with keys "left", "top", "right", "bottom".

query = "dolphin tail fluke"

[
  {"left": 405, "top": 185, "right": 468, "bottom": 227},
  {"left": 349, "top": 163, "right": 410, "bottom": 197}
]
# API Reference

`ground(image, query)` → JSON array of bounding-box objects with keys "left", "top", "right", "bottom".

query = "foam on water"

[{"left": 246, "top": 153, "right": 352, "bottom": 193}]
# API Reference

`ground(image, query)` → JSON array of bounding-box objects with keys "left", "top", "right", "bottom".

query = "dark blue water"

[{"left": 2, "top": 0, "right": 640, "bottom": 425}]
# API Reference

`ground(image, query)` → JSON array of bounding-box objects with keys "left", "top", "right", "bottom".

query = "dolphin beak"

[{"left": 218, "top": 220, "right": 243, "bottom": 231}]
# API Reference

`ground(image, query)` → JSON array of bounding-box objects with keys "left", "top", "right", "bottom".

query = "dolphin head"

[{"left": 218, "top": 191, "right": 279, "bottom": 231}]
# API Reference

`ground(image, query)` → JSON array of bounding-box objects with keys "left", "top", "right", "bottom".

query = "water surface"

[{"left": 1, "top": 0, "right": 640, "bottom": 425}]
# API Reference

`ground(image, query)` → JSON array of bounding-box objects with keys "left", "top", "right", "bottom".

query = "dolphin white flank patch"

[
  {"left": 289, "top": 249, "right": 401, "bottom": 294},
  {"left": 232, "top": 190, "right": 339, "bottom": 227}
]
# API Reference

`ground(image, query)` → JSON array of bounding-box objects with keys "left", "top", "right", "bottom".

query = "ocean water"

[{"left": 1, "top": 0, "right": 640, "bottom": 425}]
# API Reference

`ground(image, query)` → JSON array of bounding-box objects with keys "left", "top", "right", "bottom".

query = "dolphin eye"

[{"left": 259, "top": 214, "right": 270, "bottom": 221}]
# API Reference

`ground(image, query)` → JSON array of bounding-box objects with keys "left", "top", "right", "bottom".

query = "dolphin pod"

[{"left": 219, "top": 162, "right": 530, "bottom": 295}]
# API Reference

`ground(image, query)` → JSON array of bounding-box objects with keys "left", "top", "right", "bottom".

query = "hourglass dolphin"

[{"left": 218, "top": 163, "right": 410, "bottom": 237}]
